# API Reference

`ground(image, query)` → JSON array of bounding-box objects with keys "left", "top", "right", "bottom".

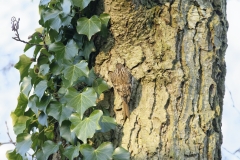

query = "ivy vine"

[{"left": 7, "top": 0, "right": 130, "bottom": 159}]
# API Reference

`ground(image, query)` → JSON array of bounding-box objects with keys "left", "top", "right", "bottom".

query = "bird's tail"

[{"left": 123, "top": 100, "right": 130, "bottom": 120}]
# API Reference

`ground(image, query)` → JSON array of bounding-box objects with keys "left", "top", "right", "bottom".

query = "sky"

[{"left": 0, "top": 0, "right": 240, "bottom": 159}]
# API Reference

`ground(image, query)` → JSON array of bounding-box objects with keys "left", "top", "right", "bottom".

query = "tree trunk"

[{"left": 94, "top": 0, "right": 228, "bottom": 159}]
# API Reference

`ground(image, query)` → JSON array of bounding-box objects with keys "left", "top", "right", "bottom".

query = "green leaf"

[
  {"left": 42, "top": 140, "right": 60, "bottom": 159},
  {"left": 33, "top": 46, "right": 42, "bottom": 59},
  {"left": 15, "top": 54, "right": 32, "bottom": 83},
  {"left": 47, "top": 102, "right": 72, "bottom": 125},
  {"left": 69, "top": 110, "right": 103, "bottom": 143},
  {"left": 29, "top": 68, "right": 38, "bottom": 85},
  {"left": 31, "top": 132, "right": 42, "bottom": 151},
  {"left": 48, "top": 42, "right": 64, "bottom": 60},
  {"left": 39, "top": 64, "right": 50, "bottom": 76},
  {"left": 93, "top": 78, "right": 109, "bottom": 95},
  {"left": 80, "top": 142, "right": 113, "bottom": 160},
  {"left": 36, "top": 150, "right": 47, "bottom": 160},
  {"left": 42, "top": 9, "right": 62, "bottom": 31},
  {"left": 99, "top": 13, "right": 110, "bottom": 27},
  {"left": 61, "top": 0, "right": 72, "bottom": 16},
  {"left": 63, "top": 145, "right": 80, "bottom": 160},
  {"left": 72, "top": 0, "right": 91, "bottom": 10},
  {"left": 45, "top": 124, "right": 55, "bottom": 140},
  {"left": 24, "top": 32, "right": 42, "bottom": 52},
  {"left": 20, "top": 77, "right": 32, "bottom": 97},
  {"left": 36, "top": 95, "right": 51, "bottom": 113},
  {"left": 16, "top": 133, "right": 32, "bottom": 156},
  {"left": 99, "top": 116, "right": 116, "bottom": 132},
  {"left": 37, "top": 53, "right": 49, "bottom": 66},
  {"left": 50, "top": 61, "right": 63, "bottom": 75},
  {"left": 14, "top": 93, "right": 28, "bottom": 116},
  {"left": 112, "top": 147, "right": 130, "bottom": 160},
  {"left": 34, "top": 80, "right": 48, "bottom": 100},
  {"left": 28, "top": 95, "right": 38, "bottom": 114},
  {"left": 85, "top": 68, "right": 96, "bottom": 85},
  {"left": 82, "top": 40, "right": 96, "bottom": 60},
  {"left": 65, "top": 87, "right": 97, "bottom": 119},
  {"left": 11, "top": 112, "right": 29, "bottom": 135},
  {"left": 38, "top": 112, "right": 48, "bottom": 126},
  {"left": 77, "top": 15, "right": 101, "bottom": 40},
  {"left": 99, "top": 13, "right": 110, "bottom": 37},
  {"left": 60, "top": 121, "right": 76, "bottom": 144},
  {"left": 49, "top": 29, "right": 62, "bottom": 42},
  {"left": 63, "top": 61, "right": 89, "bottom": 86},
  {"left": 65, "top": 39, "right": 79, "bottom": 60},
  {"left": 6, "top": 149, "right": 27, "bottom": 160},
  {"left": 49, "top": 40, "right": 78, "bottom": 61},
  {"left": 73, "top": 33, "right": 84, "bottom": 49}
]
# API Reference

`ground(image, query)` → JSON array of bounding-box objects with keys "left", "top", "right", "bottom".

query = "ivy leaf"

[
  {"left": 16, "top": 133, "right": 32, "bottom": 156},
  {"left": 11, "top": 112, "right": 29, "bottom": 135},
  {"left": 63, "top": 145, "right": 80, "bottom": 160},
  {"left": 99, "top": 116, "right": 116, "bottom": 133},
  {"left": 24, "top": 32, "right": 42, "bottom": 52},
  {"left": 42, "top": 9, "right": 62, "bottom": 31},
  {"left": 63, "top": 61, "right": 89, "bottom": 86},
  {"left": 36, "top": 150, "right": 47, "bottom": 160},
  {"left": 45, "top": 124, "right": 55, "bottom": 140},
  {"left": 42, "top": 140, "right": 60, "bottom": 159},
  {"left": 99, "top": 13, "right": 110, "bottom": 27},
  {"left": 49, "top": 40, "right": 78, "bottom": 61},
  {"left": 80, "top": 142, "right": 113, "bottom": 160},
  {"left": 48, "top": 42, "right": 65, "bottom": 60},
  {"left": 93, "top": 78, "right": 109, "bottom": 95},
  {"left": 65, "top": 39, "right": 79, "bottom": 60},
  {"left": 72, "top": 0, "right": 91, "bottom": 10},
  {"left": 39, "top": 64, "right": 50, "bottom": 76},
  {"left": 34, "top": 80, "right": 48, "bottom": 101},
  {"left": 85, "top": 68, "right": 96, "bottom": 85},
  {"left": 38, "top": 112, "right": 48, "bottom": 127},
  {"left": 20, "top": 77, "right": 32, "bottom": 97},
  {"left": 69, "top": 110, "right": 103, "bottom": 143},
  {"left": 61, "top": 0, "right": 71, "bottom": 16},
  {"left": 28, "top": 95, "right": 38, "bottom": 114},
  {"left": 81, "top": 40, "right": 96, "bottom": 60},
  {"left": 112, "top": 147, "right": 130, "bottom": 160},
  {"left": 65, "top": 87, "right": 97, "bottom": 119},
  {"left": 50, "top": 61, "right": 63, "bottom": 75},
  {"left": 6, "top": 149, "right": 27, "bottom": 160},
  {"left": 99, "top": 13, "right": 110, "bottom": 37},
  {"left": 36, "top": 95, "right": 51, "bottom": 113},
  {"left": 14, "top": 93, "right": 28, "bottom": 116},
  {"left": 31, "top": 133, "right": 42, "bottom": 151},
  {"left": 15, "top": 54, "right": 32, "bottom": 83},
  {"left": 60, "top": 121, "right": 76, "bottom": 144},
  {"left": 47, "top": 102, "right": 72, "bottom": 125},
  {"left": 77, "top": 15, "right": 101, "bottom": 40}
]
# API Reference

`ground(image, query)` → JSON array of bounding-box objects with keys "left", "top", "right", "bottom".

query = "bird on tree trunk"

[{"left": 109, "top": 63, "right": 132, "bottom": 120}]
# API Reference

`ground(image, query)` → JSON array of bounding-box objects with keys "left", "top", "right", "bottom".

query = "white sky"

[
  {"left": 0, "top": 0, "right": 240, "bottom": 159},
  {"left": 0, "top": 0, "right": 39, "bottom": 158}
]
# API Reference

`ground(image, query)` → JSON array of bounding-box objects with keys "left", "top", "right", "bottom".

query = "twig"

[
  {"left": 226, "top": 86, "right": 240, "bottom": 115},
  {"left": 5, "top": 121, "right": 16, "bottom": 145},
  {"left": 0, "top": 122, "right": 16, "bottom": 146},
  {"left": 11, "top": 16, "right": 44, "bottom": 47}
]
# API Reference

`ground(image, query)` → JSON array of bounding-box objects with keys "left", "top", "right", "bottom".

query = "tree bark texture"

[{"left": 94, "top": 0, "right": 227, "bottom": 159}]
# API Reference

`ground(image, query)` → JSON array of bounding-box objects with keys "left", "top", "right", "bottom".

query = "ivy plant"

[{"left": 7, "top": 0, "right": 130, "bottom": 159}]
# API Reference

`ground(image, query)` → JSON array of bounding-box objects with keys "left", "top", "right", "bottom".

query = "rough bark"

[{"left": 94, "top": 0, "right": 227, "bottom": 159}]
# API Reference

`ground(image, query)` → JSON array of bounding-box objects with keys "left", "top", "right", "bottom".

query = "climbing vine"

[{"left": 7, "top": 0, "right": 130, "bottom": 159}]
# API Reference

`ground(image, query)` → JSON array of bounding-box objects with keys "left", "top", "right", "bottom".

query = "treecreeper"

[{"left": 109, "top": 63, "right": 132, "bottom": 120}]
